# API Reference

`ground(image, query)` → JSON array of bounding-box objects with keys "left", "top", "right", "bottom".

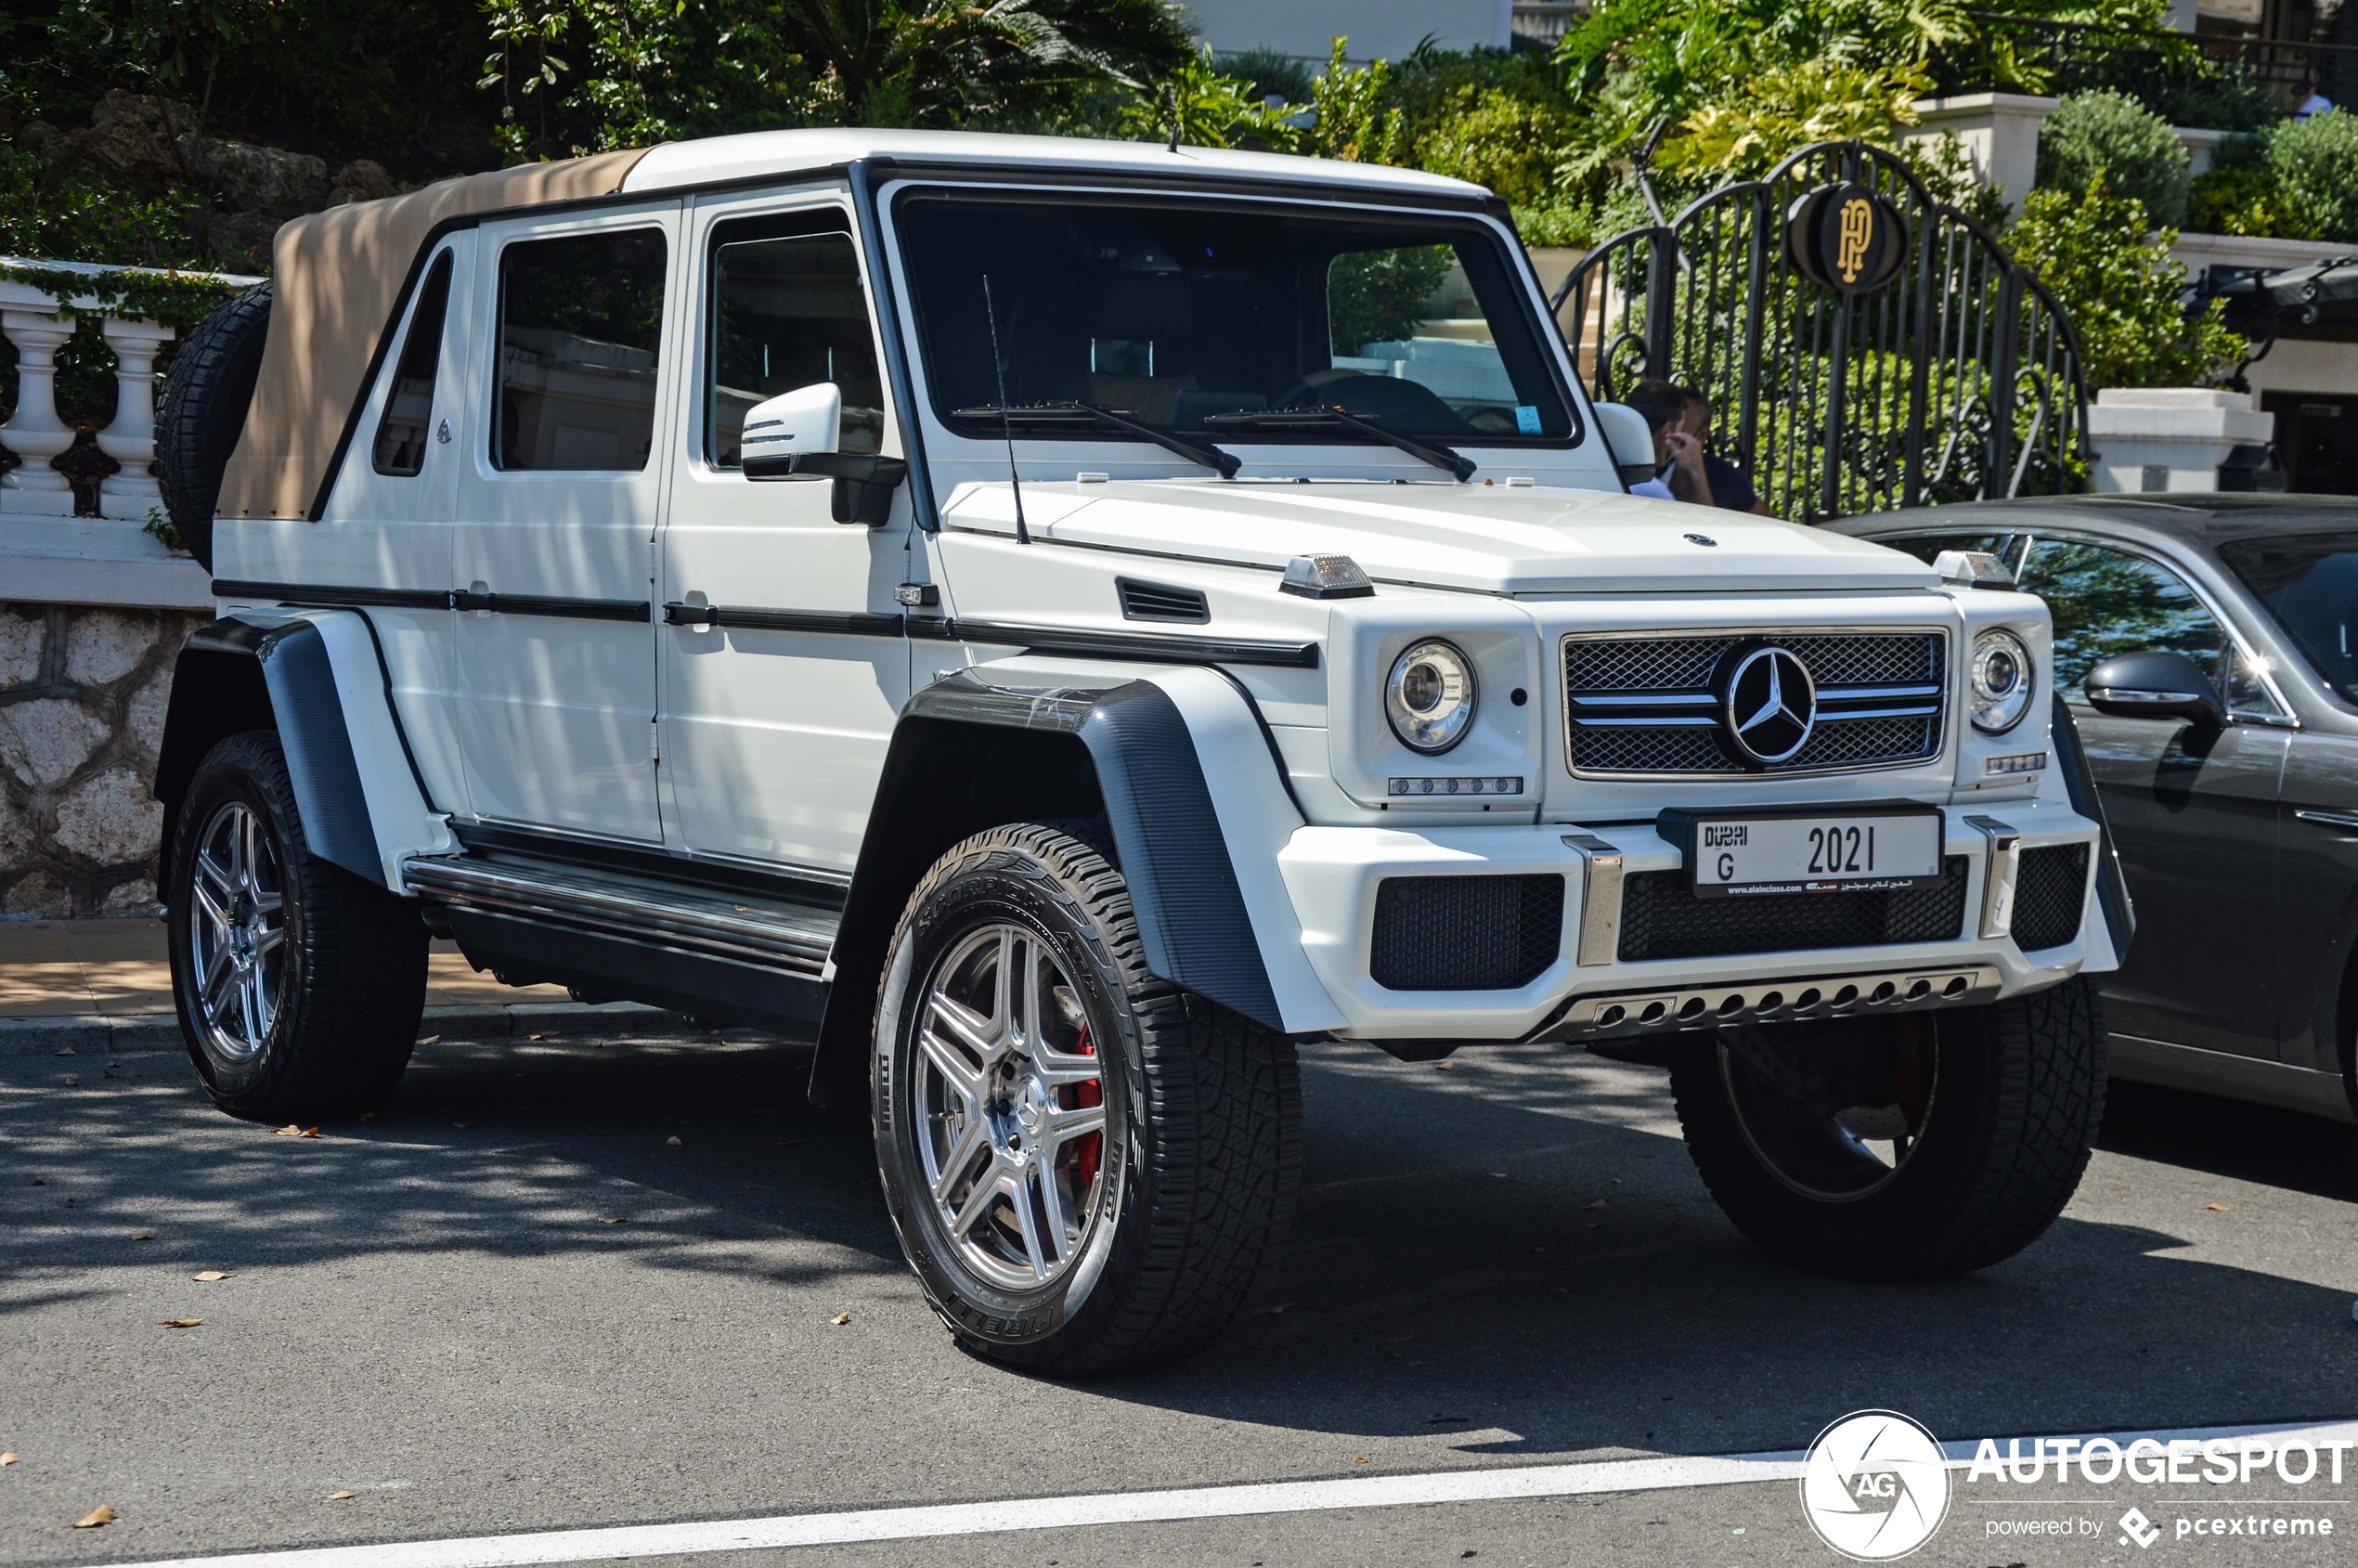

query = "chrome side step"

[
  {"left": 1542, "top": 965, "right": 2002, "bottom": 1043},
  {"left": 402, "top": 856, "right": 836, "bottom": 978}
]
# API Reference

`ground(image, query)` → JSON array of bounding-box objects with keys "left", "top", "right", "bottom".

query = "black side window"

[
  {"left": 494, "top": 228, "right": 667, "bottom": 472},
  {"left": 371, "top": 252, "right": 454, "bottom": 476},
  {"left": 2017, "top": 538, "right": 2230, "bottom": 695},
  {"left": 706, "top": 218, "right": 884, "bottom": 466}
]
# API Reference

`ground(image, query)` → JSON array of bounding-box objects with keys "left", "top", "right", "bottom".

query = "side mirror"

[
  {"left": 2083, "top": 650, "right": 2226, "bottom": 729},
  {"left": 1592, "top": 402, "right": 1661, "bottom": 486},
  {"left": 741, "top": 382, "right": 842, "bottom": 477},
  {"left": 740, "top": 381, "right": 908, "bottom": 526}
]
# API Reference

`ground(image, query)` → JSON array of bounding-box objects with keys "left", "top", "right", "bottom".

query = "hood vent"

[{"left": 1117, "top": 577, "right": 1209, "bottom": 623}]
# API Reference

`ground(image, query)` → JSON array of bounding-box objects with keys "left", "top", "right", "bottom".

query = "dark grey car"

[{"left": 1828, "top": 494, "right": 2358, "bottom": 1124}]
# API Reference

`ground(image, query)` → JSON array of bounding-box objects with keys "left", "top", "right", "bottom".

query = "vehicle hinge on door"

[{"left": 650, "top": 718, "right": 660, "bottom": 764}]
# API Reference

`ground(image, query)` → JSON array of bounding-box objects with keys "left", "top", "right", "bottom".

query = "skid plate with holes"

[{"left": 1543, "top": 965, "right": 2001, "bottom": 1043}]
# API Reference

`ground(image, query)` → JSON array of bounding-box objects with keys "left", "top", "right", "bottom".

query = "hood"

[{"left": 940, "top": 480, "right": 1941, "bottom": 595}]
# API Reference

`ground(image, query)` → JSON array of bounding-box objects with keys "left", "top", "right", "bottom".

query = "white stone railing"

[{"left": 0, "top": 257, "right": 261, "bottom": 608}]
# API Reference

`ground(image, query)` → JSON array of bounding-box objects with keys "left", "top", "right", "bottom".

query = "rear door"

[
  {"left": 654, "top": 188, "right": 910, "bottom": 874},
  {"left": 2018, "top": 533, "right": 2290, "bottom": 1059},
  {"left": 450, "top": 202, "right": 681, "bottom": 843}
]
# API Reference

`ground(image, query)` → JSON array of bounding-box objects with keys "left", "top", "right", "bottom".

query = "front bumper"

[{"left": 1276, "top": 798, "right": 2110, "bottom": 1042}]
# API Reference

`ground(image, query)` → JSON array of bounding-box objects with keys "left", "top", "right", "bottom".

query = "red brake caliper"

[{"left": 1063, "top": 1025, "right": 1103, "bottom": 1192}]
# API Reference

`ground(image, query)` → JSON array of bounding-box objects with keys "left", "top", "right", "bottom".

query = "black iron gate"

[{"left": 1553, "top": 140, "right": 2092, "bottom": 524}]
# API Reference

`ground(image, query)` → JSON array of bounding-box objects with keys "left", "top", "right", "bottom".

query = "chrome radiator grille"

[{"left": 1564, "top": 630, "right": 1947, "bottom": 778}]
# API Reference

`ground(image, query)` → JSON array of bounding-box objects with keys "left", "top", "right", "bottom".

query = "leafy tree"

[
  {"left": 2003, "top": 182, "right": 2242, "bottom": 387},
  {"left": 2035, "top": 89, "right": 2190, "bottom": 228},
  {"left": 2267, "top": 108, "right": 2358, "bottom": 243}
]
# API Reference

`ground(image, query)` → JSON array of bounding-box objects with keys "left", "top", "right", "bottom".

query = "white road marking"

[{"left": 96, "top": 1419, "right": 2358, "bottom": 1568}]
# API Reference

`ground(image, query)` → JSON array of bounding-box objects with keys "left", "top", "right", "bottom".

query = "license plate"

[{"left": 1669, "top": 808, "right": 1944, "bottom": 897}]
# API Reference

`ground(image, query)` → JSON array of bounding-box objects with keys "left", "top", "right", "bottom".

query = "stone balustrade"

[
  {"left": 0, "top": 257, "right": 259, "bottom": 610},
  {"left": 0, "top": 259, "right": 257, "bottom": 918}
]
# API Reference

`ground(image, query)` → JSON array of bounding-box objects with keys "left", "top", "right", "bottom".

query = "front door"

[
  {"left": 656, "top": 191, "right": 911, "bottom": 874},
  {"left": 450, "top": 203, "right": 680, "bottom": 843},
  {"left": 2020, "top": 534, "right": 2289, "bottom": 1058}
]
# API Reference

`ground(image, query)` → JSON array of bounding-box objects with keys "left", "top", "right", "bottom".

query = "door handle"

[
  {"left": 2296, "top": 810, "right": 2358, "bottom": 830},
  {"left": 451, "top": 589, "right": 496, "bottom": 612},
  {"left": 663, "top": 601, "right": 719, "bottom": 629}
]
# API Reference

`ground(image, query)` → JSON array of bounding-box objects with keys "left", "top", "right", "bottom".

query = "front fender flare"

[{"left": 811, "top": 664, "right": 1342, "bottom": 1107}]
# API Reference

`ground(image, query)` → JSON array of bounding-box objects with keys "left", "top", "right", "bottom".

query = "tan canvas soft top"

[{"left": 216, "top": 149, "right": 651, "bottom": 522}]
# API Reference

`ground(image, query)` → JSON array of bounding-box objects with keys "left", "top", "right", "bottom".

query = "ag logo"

[{"left": 1800, "top": 1409, "right": 1951, "bottom": 1560}]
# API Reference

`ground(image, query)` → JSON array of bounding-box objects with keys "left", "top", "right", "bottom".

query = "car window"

[
  {"left": 897, "top": 194, "right": 1573, "bottom": 443},
  {"left": 494, "top": 227, "right": 667, "bottom": 472},
  {"left": 371, "top": 252, "right": 453, "bottom": 477},
  {"left": 705, "top": 217, "right": 884, "bottom": 467},
  {"left": 2017, "top": 537, "right": 2235, "bottom": 699},
  {"left": 2219, "top": 532, "right": 2358, "bottom": 703}
]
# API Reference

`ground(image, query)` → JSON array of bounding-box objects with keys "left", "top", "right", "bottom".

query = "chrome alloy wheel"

[
  {"left": 188, "top": 800, "right": 288, "bottom": 1064},
  {"left": 913, "top": 924, "right": 1108, "bottom": 1290},
  {"left": 1718, "top": 1023, "right": 1939, "bottom": 1203}
]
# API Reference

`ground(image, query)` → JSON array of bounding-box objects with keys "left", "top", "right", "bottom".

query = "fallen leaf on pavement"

[
  {"left": 192, "top": 1271, "right": 230, "bottom": 1282},
  {"left": 326, "top": 1491, "right": 355, "bottom": 1500},
  {"left": 830, "top": 1312, "right": 850, "bottom": 1325},
  {"left": 129, "top": 1231, "right": 154, "bottom": 1241},
  {"left": 530, "top": 1032, "right": 549, "bottom": 1041},
  {"left": 273, "top": 1125, "right": 320, "bottom": 1138},
  {"left": 358, "top": 1112, "right": 375, "bottom": 1121},
  {"left": 1432, "top": 1061, "right": 1453, "bottom": 1071},
  {"left": 159, "top": 1318, "right": 202, "bottom": 1328},
  {"left": 1587, "top": 1199, "right": 1608, "bottom": 1210},
  {"left": 418, "top": 1035, "right": 440, "bottom": 1045},
  {"left": 665, "top": 1135, "right": 681, "bottom": 1146},
  {"left": 1253, "top": 1302, "right": 1294, "bottom": 1315},
  {"left": 451, "top": 1122, "right": 472, "bottom": 1129},
  {"left": 1353, "top": 1457, "right": 1368, "bottom": 1465},
  {"left": 61, "top": 1076, "right": 78, "bottom": 1087},
  {"left": 72, "top": 1506, "right": 114, "bottom": 1528},
  {"left": 599, "top": 1216, "right": 626, "bottom": 1225},
  {"left": 1, "top": 1452, "right": 19, "bottom": 1465},
  {"left": 54, "top": 1047, "right": 72, "bottom": 1056},
  {"left": 30, "top": 1178, "right": 44, "bottom": 1186},
  {"left": 2204, "top": 1202, "right": 2231, "bottom": 1212}
]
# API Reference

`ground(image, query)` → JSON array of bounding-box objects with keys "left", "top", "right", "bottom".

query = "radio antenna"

[{"left": 980, "top": 274, "right": 1030, "bottom": 547}]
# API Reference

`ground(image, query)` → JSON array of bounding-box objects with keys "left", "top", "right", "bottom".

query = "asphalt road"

[{"left": 7, "top": 1025, "right": 2358, "bottom": 1567}]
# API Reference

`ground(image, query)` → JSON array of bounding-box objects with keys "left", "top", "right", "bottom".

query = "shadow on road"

[{"left": 8, "top": 1030, "right": 2356, "bottom": 1469}]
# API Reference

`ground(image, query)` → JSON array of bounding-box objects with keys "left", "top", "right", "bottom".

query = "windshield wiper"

[
  {"left": 1204, "top": 408, "right": 1475, "bottom": 482},
  {"left": 952, "top": 401, "right": 1240, "bottom": 479}
]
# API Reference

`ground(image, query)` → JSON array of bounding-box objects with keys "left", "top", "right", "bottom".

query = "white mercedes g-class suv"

[{"left": 150, "top": 131, "right": 2124, "bottom": 1374}]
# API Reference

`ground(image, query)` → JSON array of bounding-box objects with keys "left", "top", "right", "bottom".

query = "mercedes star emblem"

[{"left": 1719, "top": 644, "right": 1817, "bottom": 767}]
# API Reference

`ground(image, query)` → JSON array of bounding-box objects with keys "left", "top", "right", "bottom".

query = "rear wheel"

[
  {"left": 168, "top": 731, "right": 427, "bottom": 1121},
  {"left": 873, "top": 823, "right": 1300, "bottom": 1375},
  {"left": 1669, "top": 977, "right": 2105, "bottom": 1278}
]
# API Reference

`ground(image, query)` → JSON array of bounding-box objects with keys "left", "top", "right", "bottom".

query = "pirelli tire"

[
  {"left": 1669, "top": 975, "right": 2105, "bottom": 1280},
  {"left": 873, "top": 823, "right": 1302, "bottom": 1376},
  {"left": 167, "top": 730, "right": 428, "bottom": 1121},
  {"left": 154, "top": 281, "right": 273, "bottom": 571}
]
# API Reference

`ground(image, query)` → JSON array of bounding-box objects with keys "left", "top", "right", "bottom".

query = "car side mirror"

[
  {"left": 740, "top": 381, "right": 908, "bottom": 526},
  {"left": 741, "top": 382, "right": 842, "bottom": 477},
  {"left": 2083, "top": 650, "right": 2226, "bottom": 729},
  {"left": 1592, "top": 403, "right": 1661, "bottom": 486}
]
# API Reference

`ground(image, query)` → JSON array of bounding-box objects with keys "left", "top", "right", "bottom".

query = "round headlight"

[
  {"left": 1386, "top": 639, "right": 1478, "bottom": 754},
  {"left": 1969, "top": 628, "right": 2035, "bottom": 734}
]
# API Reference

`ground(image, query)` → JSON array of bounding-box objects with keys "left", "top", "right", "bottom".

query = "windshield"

[
  {"left": 895, "top": 192, "right": 1575, "bottom": 447},
  {"left": 2218, "top": 532, "right": 2358, "bottom": 700}
]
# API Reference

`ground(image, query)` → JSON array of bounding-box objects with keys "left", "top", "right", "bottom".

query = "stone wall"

[{"left": 0, "top": 603, "right": 202, "bottom": 918}]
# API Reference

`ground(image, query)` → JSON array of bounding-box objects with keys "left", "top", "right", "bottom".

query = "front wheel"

[
  {"left": 1670, "top": 977, "right": 2105, "bottom": 1279},
  {"left": 167, "top": 731, "right": 428, "bottom": 1121},
  {"left": 873, "top": 823, "right": 1300, "bottom": 1376}
]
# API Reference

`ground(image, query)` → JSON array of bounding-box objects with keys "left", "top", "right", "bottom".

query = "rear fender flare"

[{"left": 155, "top": 610, "right": 454, "bottom": 894}]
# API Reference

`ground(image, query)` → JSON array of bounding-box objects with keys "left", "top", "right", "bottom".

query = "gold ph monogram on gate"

[{"left": 1836, "top": 197, "right": 1873, "bottom": 283}]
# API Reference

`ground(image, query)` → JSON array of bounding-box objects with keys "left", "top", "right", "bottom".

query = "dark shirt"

[{"left": 1703, "top": 452, "right": 1757, "bottom": 512}]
